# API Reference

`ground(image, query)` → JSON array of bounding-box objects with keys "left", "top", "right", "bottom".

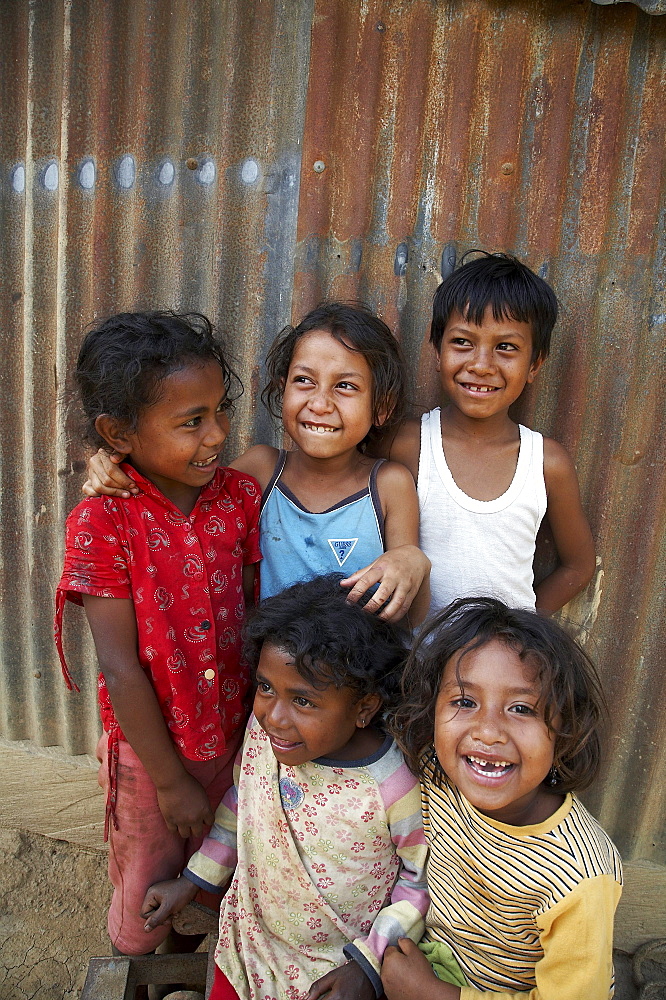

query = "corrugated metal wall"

[{"left": 0, "top": 0, "right": 664, "bottom": 863}]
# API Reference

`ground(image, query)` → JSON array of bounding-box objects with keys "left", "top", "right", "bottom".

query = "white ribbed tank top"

[{"left": 417, "top": 408, "right": 547, "bottom": 614}]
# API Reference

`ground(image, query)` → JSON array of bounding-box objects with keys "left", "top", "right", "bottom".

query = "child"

[
  {"left": 382, "top": 596, "right": 622, "bottom": 1000},
  {"left": 141, "top": 575, "right": 430, "bottom": 1000},
  {"left": 379, "top": 252, "right": 596, "bottom": 615},
  {"left": 84, "top": 302, "right": 430, "bottom": 623},
  {"left": 54, "top": 312, "right": 262, "bottom": 957}
]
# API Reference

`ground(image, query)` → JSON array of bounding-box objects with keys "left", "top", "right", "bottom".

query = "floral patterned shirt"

[{"left": 184, "top": 714, "right": 429, "bottom": 999}]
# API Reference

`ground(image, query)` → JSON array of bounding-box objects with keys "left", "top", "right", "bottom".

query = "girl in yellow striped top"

[{"left": 383, "top": 596, "right": 622, "bottom": 1000}]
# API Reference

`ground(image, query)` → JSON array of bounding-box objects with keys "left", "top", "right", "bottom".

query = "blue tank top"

[{"left": 259, "top": 451, "right": 385, "bottom": 600}]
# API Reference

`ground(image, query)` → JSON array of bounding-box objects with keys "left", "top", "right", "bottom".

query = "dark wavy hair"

[
  {"left": 76, "top": 311, "right": 243, "bottom": 448},
  {"left": 430, "top": 251, "right": 558, "bottom": 360},
  {"left": 243, "top": 574, "right": 407, "bottom": 710},
  {"left": 261, "top": 302, "right": 407, "bottom": 441},
  {"left": 389, "top": 597, "right": 606, "bottom": 794}
]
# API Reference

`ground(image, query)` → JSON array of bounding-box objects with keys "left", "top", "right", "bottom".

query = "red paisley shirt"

[{"left": 55, "top": 464, "right": 261, "bottom": 761}]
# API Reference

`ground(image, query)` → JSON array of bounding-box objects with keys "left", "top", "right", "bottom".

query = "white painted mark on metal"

[
  {"left": 79, "top": 159, "right": 95, "bottom": 189},
  {"left": 241, "top": 158, "right": 259, "bottom": 184},
  {"left": 43, "top": 162, "right": 59, "bottom": 191},
  {"left": 116, "top": 155, "right": 136, "bottom": 189},
  {"left": 197, "top": 158, "right": 216, "bottom": 185},
  {"left": 158, "top": 160, "right": 175, "bottom": 186},
  {"left": 11, "top": 164, "right": 25, "bottom": 193}
]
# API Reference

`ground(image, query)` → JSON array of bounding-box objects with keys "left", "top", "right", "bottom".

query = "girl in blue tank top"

[
  {"left": 84, "top": 303, "right": 430, "bottom": 623},
  {"left": 234, "top": 303, "right": 430, "bottom": 622}
]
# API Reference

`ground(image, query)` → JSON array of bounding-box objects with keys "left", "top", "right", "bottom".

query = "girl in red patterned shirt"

[{"left": 55, "top": 312, "right": 262, "bottom": 964}]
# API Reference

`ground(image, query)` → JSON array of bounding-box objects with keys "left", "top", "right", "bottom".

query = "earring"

[
  {"left": 359, "top": 718, "right": 366, "bottom": 728},
  {"left": 548, "top": 765, "right": 559, "bottom": 787}
]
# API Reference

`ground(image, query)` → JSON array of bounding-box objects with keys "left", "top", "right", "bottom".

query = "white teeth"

[
  {"left": 304, "top": 423, "right": 337, "bottom": 433},
  {"left": 193, "top": 455, "right": 217, "bottom": 467},
  {"left": 467, "top": 755, "right": 512, "bottom": 769}
]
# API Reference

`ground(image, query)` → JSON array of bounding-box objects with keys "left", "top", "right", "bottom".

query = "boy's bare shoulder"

[
  {"left": 230, "top": 445, "right": 279, "bottom": 492},
  {"left": 542, "top": 436, "right": 578, "bottom": 482}
]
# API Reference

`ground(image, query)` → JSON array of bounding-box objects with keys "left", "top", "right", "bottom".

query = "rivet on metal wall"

[
  {"left": 241, "top": 158, "right": 259, "bottom": 184},
  {"left": 197, "top": 158, "right": 216, "bottom": 185},
  {"left": 11, "top": 164, "right": 25, "bottom": 194},
  {"left": 441, "top": 243, "right": 457, "bottom": 280},
  {"left": 313, "top": 160, "right": 326, "bottom": 173},
  {"left": 186, "top": 157, "right": 198, "bottom": 170},
  {"left": 376, "top": 21, "right": 386, "bottom": 32},
  {"left": 394, "top": 242, "right": 408, "bottom": 277},
  {"left": 78, "top": 159, "right": 96, "bottom": 190},
  {"left": 42, "top": 162, "right": 59, "bottom": 191},
  {"left": 158, "top": 160, "right": 175, "bottom": 186},
  {"left": 115, "top": 155, "right": 136, "bottom": 189},
  {"left": 501, "top": 162, "right": 514, "bottom": 175}
]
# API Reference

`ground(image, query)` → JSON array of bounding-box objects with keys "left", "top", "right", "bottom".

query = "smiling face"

[
  {"left": 253, "top": 643, "right": 381, "bottom": 766},
  {"left": 121, "top": 359, "right": 229, "bottom": 512},
  {"left": 437, "top": 305, "right": 543, "bottom": 421},
  {"left": 434, "top": 638, "right": 560, "bottom": 826},
  {"left": 280, "top": 329, "right": 378, "bottom": 458}
]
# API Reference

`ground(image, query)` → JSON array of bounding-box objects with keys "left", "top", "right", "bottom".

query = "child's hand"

[
  {"left": 140, "top": 876, "right": 198, "bottom": 931},
  {"left": 156, "top": 772, "right": 214, "bottom": 838},
  {"left": 382, "top": 939, "right": 460, "bottom": 1000},
  {"left": 308, "top": 960, "right": 374, "bottom": 1000},
  {"left": 341, "top": 545, "right": 430, "bottom": 621},
  {"left": 82, "top": 447, "right": 138, "bottom": 497}
]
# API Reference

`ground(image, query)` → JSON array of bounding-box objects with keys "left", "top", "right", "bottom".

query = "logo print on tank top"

[{"left": 328, "top": 538, "right": 358, "bottom": 566}]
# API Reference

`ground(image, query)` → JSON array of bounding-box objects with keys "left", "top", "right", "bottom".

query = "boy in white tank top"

[{"left": 375, "top": 251, "right": 595, "bottom": 615}]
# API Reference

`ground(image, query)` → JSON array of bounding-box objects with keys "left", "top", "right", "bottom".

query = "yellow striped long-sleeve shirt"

[{"left": 421, "top": 759, "right": 622, "bottom": 1000}]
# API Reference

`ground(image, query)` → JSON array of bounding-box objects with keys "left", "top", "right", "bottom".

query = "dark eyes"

[
  {"left": 509, "top": 704, "right": 537, "bottom": 716},
  {"left": 451, "top": 697, "right": 475, "bottom": 710}
]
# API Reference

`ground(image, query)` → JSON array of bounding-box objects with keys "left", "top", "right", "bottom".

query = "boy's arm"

[
  {"left": 344, "top": 461, "right": 430, "bottom": 623},
  {"left": 367, "top": 419, "right": 421, "bottom": 482},
  {"left": 82, "top": 595, "right": 213, "bottom": 838},
  {"left": 536, "top": 439, "right": 596, "bottom": 614}
]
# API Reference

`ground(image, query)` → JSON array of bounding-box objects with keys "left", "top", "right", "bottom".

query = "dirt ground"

[{"left": 0, "top": 827, "right": 110, "bottom": 1000}]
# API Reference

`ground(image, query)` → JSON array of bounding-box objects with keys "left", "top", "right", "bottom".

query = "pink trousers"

[{"left": 97, "top": 730, "right": 242, "bottom": 955}]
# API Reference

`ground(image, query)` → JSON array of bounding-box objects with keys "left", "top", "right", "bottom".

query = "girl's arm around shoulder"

[
  {"left": 343, "top": 459, "right": 431, "bottom": 623},
  {"left": 536, "top": 438, "right": 596, "bottom": 614},
  {"left": 229, "top": 444, "right": 279, "bottom": 493}
]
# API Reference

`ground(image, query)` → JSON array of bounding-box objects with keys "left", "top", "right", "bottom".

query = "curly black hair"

[
  {"left": 261, "top": 302, "right": 407, "bottom": 440},
  {"left": 76, "top": 311, "right": 243, "bottom": 448},
  {"left": 389, "top": 597, "right": 606, "bottom": 794},
  {"left": 244, "top": 574, "right": 408, "bottom": 710},
  {"left": 430, "top": 251, "right": 558, "bottom": 360}
]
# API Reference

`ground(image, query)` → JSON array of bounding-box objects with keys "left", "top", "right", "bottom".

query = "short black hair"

[
  {"left": 244, "top": 574, "right": 407, "bottom": 709},
  {"left": 76, "top": 311, "right": 242, "bottom": 448},
  {"left": 261, "top": 302, "right": 407, "bottom": 438},
  {"left": 390, "top": 597, "right": 605, "bottom": 794},
  {"left": 430, "top": 251, "right": 558, "bottom": 359}
]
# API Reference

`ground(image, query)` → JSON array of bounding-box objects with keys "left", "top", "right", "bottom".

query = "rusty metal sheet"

[
  {"left": 0, "top": 0, "right": 313, "bottom": 758},
  {"left": 0, "top": 0, "right": 664, "bottom": 870}
]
